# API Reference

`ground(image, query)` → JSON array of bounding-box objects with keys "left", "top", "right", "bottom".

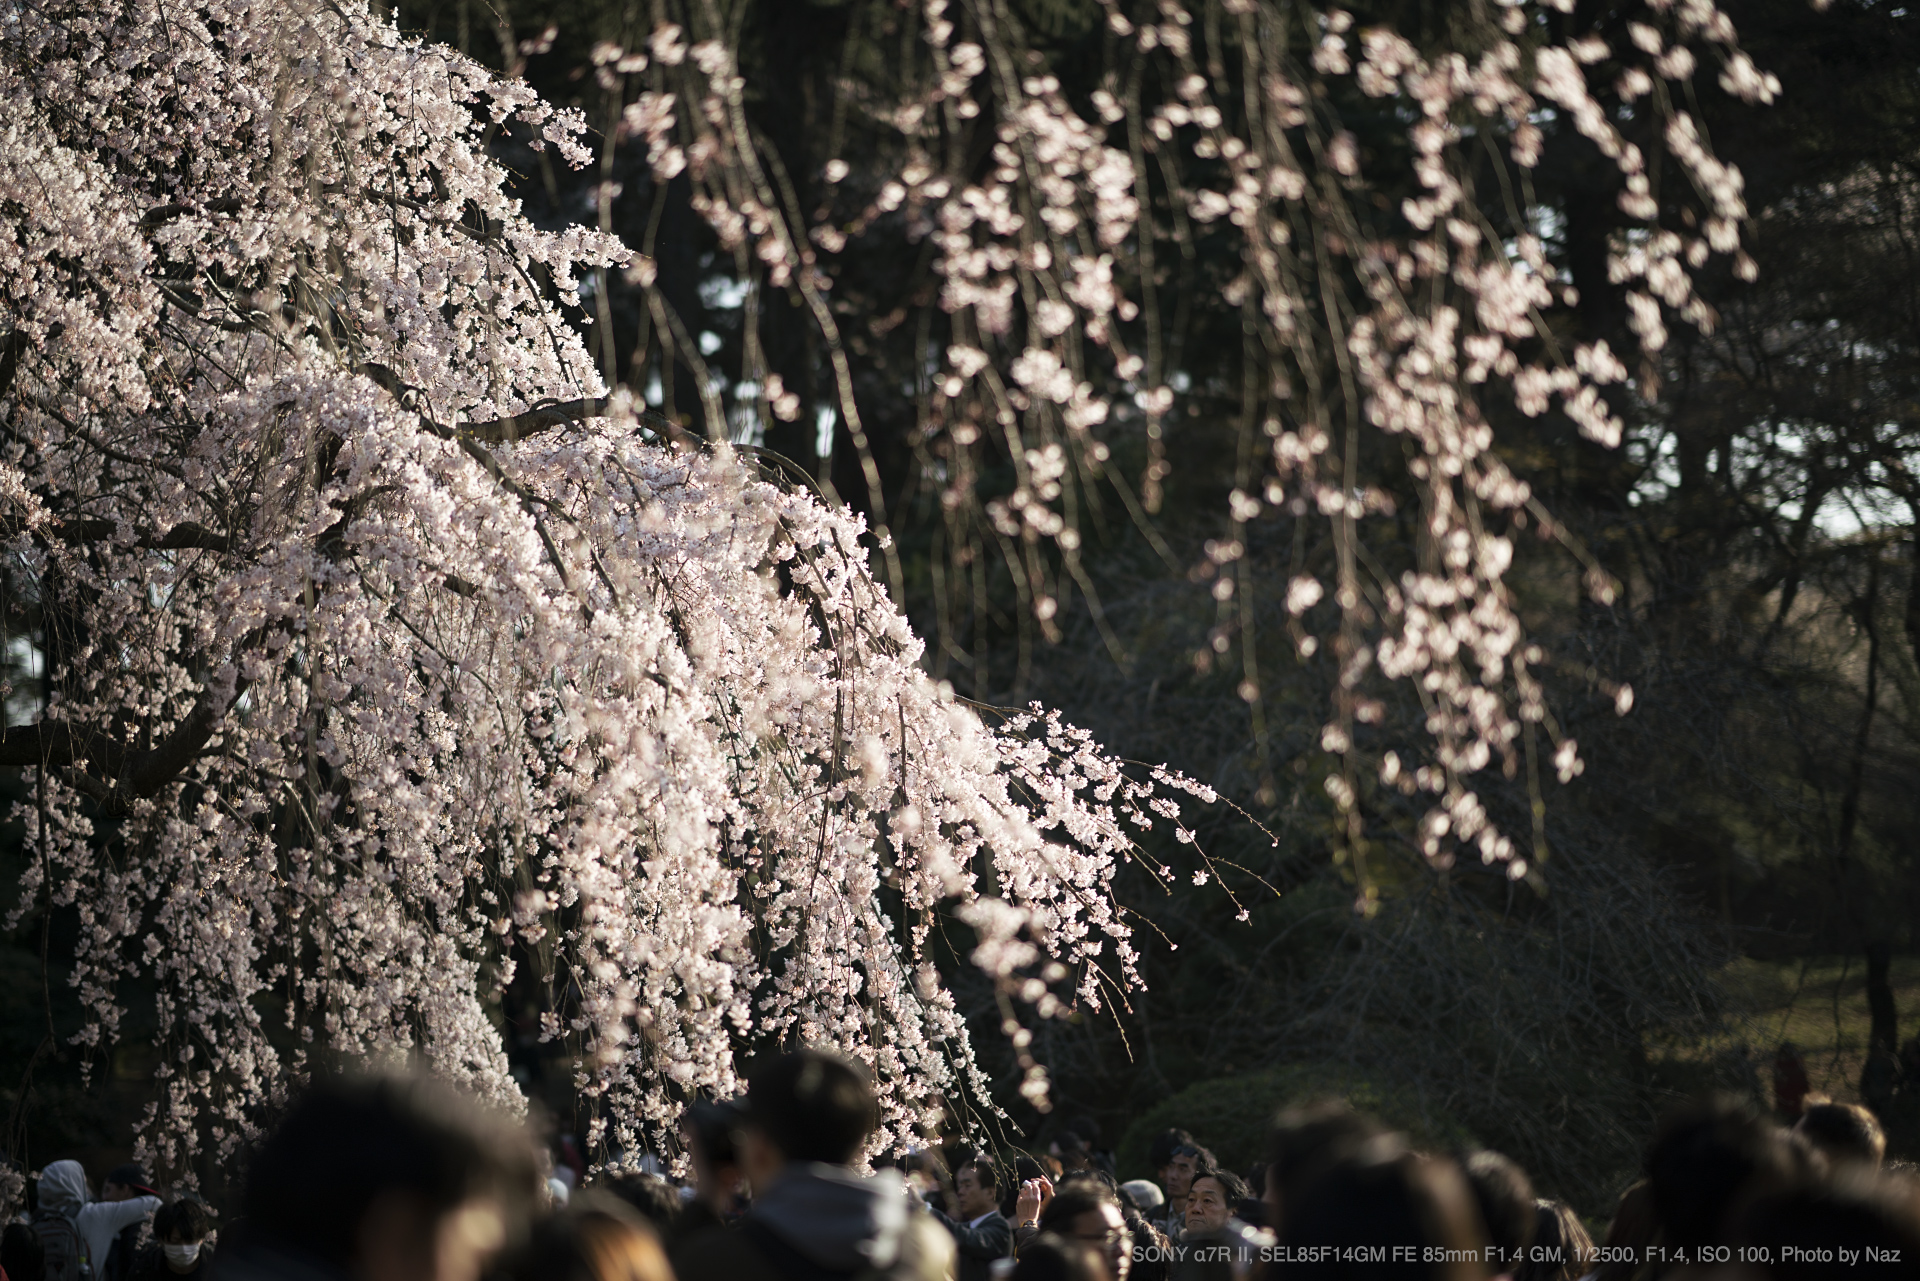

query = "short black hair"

[
  {"left": 1010, "top": 1234, "right": 1108, "bottom": 1281},
  {"left": 681, "top": 1100, "right": 744, "bottom": 1168},
  {"left": 153, "top": 1199, "right": 215, "bottom": 1242},
  {"left": 1149, "top": 1128, "right": 1195, "bottom": 1170},
  {"left": 1795, "top": 1102, "right": 1886, "bottom": 1168},
  {"left": 594, "top": 1172, "right": 680, "bottom": 1234},
  {"left": 960, "top": 1154, "right": 1005, "bottom": 1200},
  {"left": 1189, "top": 1168, "right": 1249, "bottom": 1204},
  {"left": 745, "top": 1048, "right": 876, "bottom": 1164},
  {"left": 1645, "top": 1098, "right": 1808, "bottom": 1250},
  {"left": 1461, "top": 1150, "right": 1536, "bottom": 1259},
  {"left": 237, "top": 1073, "right": 538, "bottom": 1267}
]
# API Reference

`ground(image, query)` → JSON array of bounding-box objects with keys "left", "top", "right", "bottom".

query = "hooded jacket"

[
  {"left": 674, "top": 1163, "right": 947, "bottom": 1281},
  {"left": 38, "top": 1160, "right": 162, "bottom": 1277}
]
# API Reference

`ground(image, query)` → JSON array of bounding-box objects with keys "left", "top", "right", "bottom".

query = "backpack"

[{"left": 29, "top": 1208, "right": 87, "bottom": 1281}]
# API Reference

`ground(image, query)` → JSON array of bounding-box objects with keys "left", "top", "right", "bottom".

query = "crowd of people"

[{"left": 5, "top": 1055, "right": 1919, "bottom": 1281}]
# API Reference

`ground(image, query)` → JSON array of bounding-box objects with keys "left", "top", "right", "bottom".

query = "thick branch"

[{"left": 55, "top": 520, "right": 232, "bottom": 553}]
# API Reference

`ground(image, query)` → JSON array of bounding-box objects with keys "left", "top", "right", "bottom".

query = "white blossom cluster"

[
  {"left": 0, "top": 0, "right": 1211, "bottom": 1172},
  {"left": 623, "top": 0, "right": 1777, "bottom": 898}
]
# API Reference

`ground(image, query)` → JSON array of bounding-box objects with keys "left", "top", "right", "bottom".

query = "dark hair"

[
  {"left": 1461, "top": 1151, "right": 1536, "bottom": 1259},
  {"left": 154, "top": 1199, "right": 216, "bottom": 1242},
  {"left": 1645, "top": 1098, "right": 1809, "bottom": 1250},
  {"left": 1729, "top": 1171, "right": 1920, "bottom": 1279},
  {"left": 1172, "top": 1143, "right": 1216, "bottom": 1167},
  {"left": 1149, "top": 1129, "right": 1195, "bottom": 1170},
  {"left": 1189, "top": 1168, "right": 1249, "bottom": 1204},
  {"left": 960, "top": 1154, "right": 1005, "bottom": 1200},
  {"left": 499, "top": 1196, "right": 674, "bottom": 1281},
  {"left": 1590, "top": 1181, "right": 1655, "bottom": 1281},
  {"left": 1052, "top": 1132, "right": 1091, "bottom": 1163},
  {"left": 1064, "top": 1116, "right": 1103, "bottom": 1147},
  {"left": 1795, "top": 1102, "right": 1886, "bottom": 1168},
  {"left": 1037, "top": 1177, "right": 1122, "bottom": 1235},
  {"left": 681, "top": 1100, "right": 743, "bottom": 1168},
  {"left": 1280, "top": 1151, "right": 1491, "bottom": 1281},
  {"left": 237, "top": 1073, "right": 538, "bottom": 1267},
  {"left": 745, "top": 1048, "right": 876, "bottom": 1164},
  {"left": 594, "top": 1172, "right": 680, "bottom": 1234},
  {"left": 1010, "top": 1234, "right": 1108, "bottom": 1281},
  {"left": 1513, "top": 1201, "right": 1593, "bottom": 1281},
  {"left": 1, "top": 1222, "right": 45, "bottom": 1281},
  {"left": 1266, "top": 1101, "right": 1387, "bottom": 1235}
]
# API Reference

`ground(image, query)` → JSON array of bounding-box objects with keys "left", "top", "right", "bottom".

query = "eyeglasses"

[{"left": 1071, "top": 1229, "right": 1129, "bottom": 1249}]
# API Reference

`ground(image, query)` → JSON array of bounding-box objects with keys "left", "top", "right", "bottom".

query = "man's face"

[
  {"left": 102, "top": 1182, "right": 135, "bottom": 1203},
  {"left": 955, "top": 1167, "right": 996, "bottom": 1219},
  {"left": 1184, "top": 1176, "right": 1230, "bottom": 1235},
  {"left": 1068, "top": 1203, "right": 1130, "bottom": 1281},
  {"left": 1164, "top": 1153, "right": 1198, "bottom": 1200}
]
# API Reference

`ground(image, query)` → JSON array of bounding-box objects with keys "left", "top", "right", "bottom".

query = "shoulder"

[{"left": 672, "top": 1222, "right": 772, "bottom": 1281}]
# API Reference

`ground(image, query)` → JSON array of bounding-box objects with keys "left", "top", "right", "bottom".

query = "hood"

[
  {"left": 750, "top": 1162, "right": 910, "bottom": 1271},
  {"left": 38, "top": 1159, "right": 88, "bottom": 1216}
]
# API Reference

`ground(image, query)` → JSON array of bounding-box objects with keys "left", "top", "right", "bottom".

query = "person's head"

[
  {"left": 1051, "top": 1132, "right": 1093, "bottom": 1173},
  {"left": 1, "top": 1222, "right": 46, "bottom": 1281},
  {"left": 1038, "top": 1177, "right": 1130, "bottom": 1281},
  {"left": 1265, "top": 1100, "right": 1388, "bottom": 1238},
  {"left": 1728, "top": 1168, "right": 1920, "bottom": 1279},
  {"left": 1150, "top": 1129, "right": 1195, "bottom": 1180},
  {"left": 955, "top": 1155, "right": 1003, "bottom": 1220},
  {"left": 1010, "top": 1233, "right": 1111, "bottom": 1281},
  {"left": 1184, "top": 1169, "right": 1247, "bottom": 1237},
  {"left": 1794, "top": 1102, "right": 1887, "bottom": 1170},
  {"left": 1588, "top": 1181, "right": 1655, "bottom": 1281},
  {"left": 592, "top": 1173, "right": 679, "bottom": 1235},
  {"left": 679, "top": 1099, "right": 745, "bottom": 1214},
  {"left": 1644, "top": 1098, "right": 1809, "bottom": 1251},
  {"left": 498, "top": 1196, "right": 674, "bottom": 1281},
  {"left": 1512, "top": 1201, "right": 1592, "bottom": 1281},
  {"left": 1460, "top": 1151, "right": 1536, "bottom": 1261},
  {"left": 153, "top": 1199, "right": 215, "bottom": 1273},
  {"left": 103, "top": 1162, "right": 156, "bottom": 1203},
  {"left": 1164, "top": 1144, "right": 1214, "bottom": 1203},
  {"left": 237, "top": 1073, "right": 539, "bottom": 1281},
  {"left": 1280, "top": 1150, "right": 1491, "bottom": 1281},
  {"left": 739, "top": 1048, "right": 877, "bottom": 1191},
  {"left": 1118, "top": 1179, "right": 1164, "bottom": 1216}
]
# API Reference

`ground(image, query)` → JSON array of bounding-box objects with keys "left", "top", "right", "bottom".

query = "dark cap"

[{"left": 106, "top": 1163, "right": 158, "bottom": 1195}]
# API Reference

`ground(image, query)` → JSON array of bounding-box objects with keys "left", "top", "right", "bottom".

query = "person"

[
  {"left": 1049, "top": 1137, "right": 1093, "bottom": 1179},
  {"left": 1157, "top": 1146, "right": 1214, "bottom": 1242},
  {"left": 593, "top": 1174, "right": 680, "bottom": 1238},
  {"left": 1262, "top": 1101, "right": 1386, "bottom": 1242},
  {"left": 1643, "top": 1097, "right": 1811, "bottom": 1267},
  {"left": 1032, "top": 1178, "right": 1131, "bottom": 1281},
  {"left": 1458, "top": 1152, "right": 1534, "bottom": 1275},
  {"left": 1117, "top": 1182, "right": 1163, "bottom": 1219},
  {"left": 1, "top": 1222, "right": 44, "bottom": 1281},
  {"left": 1587, "top": 1181, "right": 1654, "bottom": 1281},
  {"left": 214, "top": 1072, "right": 540, "bottom": 1281},
  {"left": 1278, "top": 1147, "right": 1491, "bottom": 1281},
  {"left": 929, "top": 1155, "right": 1009, "bottom": 1281},
  {"left": 34, "top": 1161, "right": 160, "bottom": 1281},
  {"left": 1773, "top": 1045, "right": 1812, "bottom": 1121},
  {"left": 497, "top": 1194, "right": 675, "bottom": 1281},
  {"left": 670, "top": 1047, "right": 951, "bottom": 1281},
  {"left": 673, "top": 1099, "right": 746, "bottom": 1249},
  {"left": 1794, "top": 1100, "right": 1887, "bottom": 1171},
  {"left": 100, "top": 1164, "right": 163, "bottom": 1281},
  {"left": 1007, "top": 1235, "right": 1108, "bottom": 1281},
  {"left": 1168, "top": 1170, "right": 1252, "bottom": 1281},
  {"left": 1179, "top": 1170, "right": 1246, "bottom": 1241},
  {"left": 1061, "top": 1120, "right": 1115, "bottom": 1182},
  {"left": 1147, "top": 1133, "right": 1192, "bottom": 1231},
  {"left": 128, "top": 1201, "right": 214, "bottom": 1281},
  {"left": 1510, "top": 1201, "right": 1591, "bottom": 1281},
  {"left": 1727, "top": 1167, "right": 1920, "bottom": 1278}
]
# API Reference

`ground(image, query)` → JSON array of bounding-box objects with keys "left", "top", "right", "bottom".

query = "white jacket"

[{"left": 37, "top": 1160, "right": 161, "bottom": 1274}]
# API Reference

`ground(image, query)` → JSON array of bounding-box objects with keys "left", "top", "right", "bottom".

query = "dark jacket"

[
  {"left": 673, "top": 1163, "right": 942, "bottom": 1281},
  {"left": 930, "top": 1209, "right": 1010, "bottom": 1281},
  {"left": 128, "top": 1241, "right": 214, "bottom": 1281}
]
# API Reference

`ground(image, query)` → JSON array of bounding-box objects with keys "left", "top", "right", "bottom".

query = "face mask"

[{"left": 162, "top": 1243, "right": 202, "bottom": 1268}]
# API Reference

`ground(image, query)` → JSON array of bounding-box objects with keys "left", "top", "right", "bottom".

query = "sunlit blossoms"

[
  {"left": 617, "top": 0, "right": 1777, "bottom": 900},
  {"left": 0, "top": 0, "right": 1213, "bottom": 1172}
]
